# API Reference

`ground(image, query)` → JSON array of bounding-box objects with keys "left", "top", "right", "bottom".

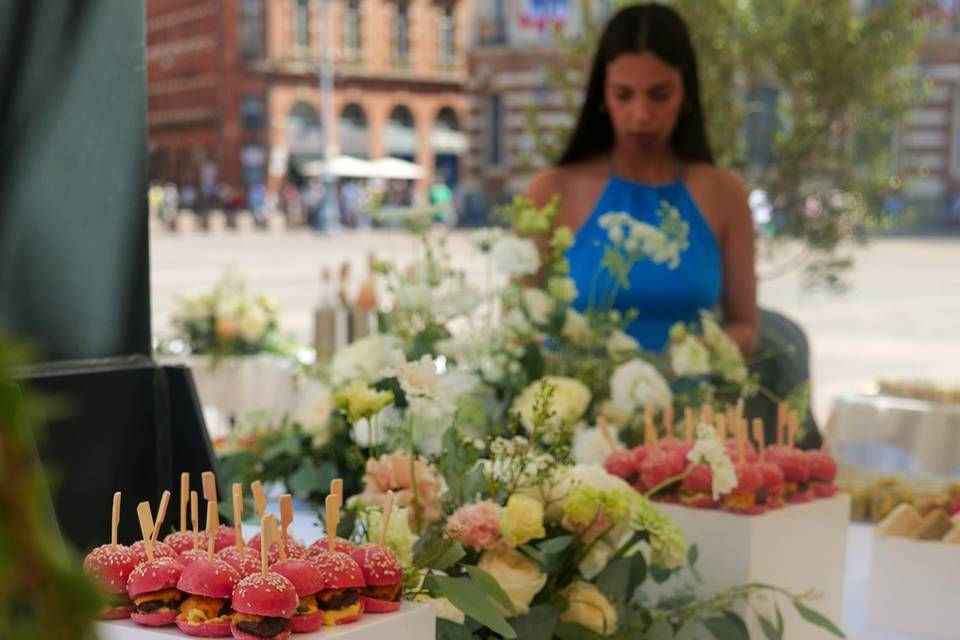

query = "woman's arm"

[{"left": 716, "top": 171, "right": 759, "bottom": 355}]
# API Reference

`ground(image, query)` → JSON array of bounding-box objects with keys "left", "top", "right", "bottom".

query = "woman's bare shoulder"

[
  {"left": 524, "top": 158, "right": 609, "bottom": 207},
  {"left": 685, "top": 163, "right": 748, "bottom": 198}
]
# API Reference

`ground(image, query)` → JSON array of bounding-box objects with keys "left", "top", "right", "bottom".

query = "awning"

[
  {"left": 300, "top": 155, "right": 376, "bottom": 178},
  {"left": 370, "top": 157, "right": 425, "bottom": 180}
]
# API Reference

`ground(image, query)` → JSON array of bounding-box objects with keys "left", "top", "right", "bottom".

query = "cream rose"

[
  {"left": 477, "top": 548, "right": 547, "bottom": 617},
  {"left": 499, "top": 494, "right": 545, "bottom": 546},
  {"left": 560, "top": 581, "right": 618, "bottom": 635},
  {"left": 561, "top": 309, "right": 591, "bottom": 347},
  {"left": 512, "top": 376, "right": 591, "bottom": 434},
  {"left": 521, "top": 287, "right": 554, "bottom": 325},
  {"left": 609, "top": 358, "right": 672, "bottom": 412}
]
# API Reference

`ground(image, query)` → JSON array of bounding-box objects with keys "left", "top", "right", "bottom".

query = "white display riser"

[
  {"left": 658, "top": 494, "right": 850, "bottom": 640},
  {"left": 868, "top": 536, "right": 960, "bottom": 639},
  {"left": 97, "top": 603, "right": 435, "bottom": 640}
]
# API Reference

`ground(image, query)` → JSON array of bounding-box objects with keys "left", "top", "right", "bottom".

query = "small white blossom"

[
  {"left": 609, "top": 359, "right": 672, "bottom": 413},
  {"left": 670, "top": 335, "right": 711, "bottom": 377},
  {"left": 491, "top": 236, "right": 541, "bottom": 277},
  {"left": 687, "top": 424, "right": 738, "bottom": 499}
]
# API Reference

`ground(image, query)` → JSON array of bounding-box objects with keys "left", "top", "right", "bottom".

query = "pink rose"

[
  {"left": 562, "top": 509, "right": 613, "bottom": 545},
  {"left": 359, "top": 451, "right": 443, "bottom": 532},
  {"left": 447, "top": 501, "right": 504, "bottom": 551}
]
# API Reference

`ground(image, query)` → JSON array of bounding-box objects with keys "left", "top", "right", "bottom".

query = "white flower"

[
  {"left": 394, "top": 283, "right": 433, "bottom": 311},
  {"left": 521, "top": 287, "right": 554, "bottom": 325},
  {"left": 670, "top": 335, "right": 711, "bottom": 377},
  {"left": 578, "top": 540, "right": 614, "bottom": 581},
  {"left": 290, "top": 382, "right": 334, "bottom": 447},
  {"left": 523, "top": 464, "right": 633, "bottom": 523},
  {"left": 609, "top": 359, "right": 672, "bottom": 413},
  {"left": 512, "top": 376, "right": 591, "bottom": 434},
  {"left": 606, "top": 330, "right": 639, "bottom": 359},
  {"left": 469, "top": 227, "right": 505, "bottom": 254},
  {"left": 414, "top": 594, "right": 465, "bottom": 624},
  {"left": 433, "top": 287, "right": 482, "bottom": 320},
  {"left": 491, "top": 236, "right": 541, "bottom": 277},
  {"left": 572, "top": 427, "right": 623, "bottom": 466},
  {"left": 387, "top": 353, "right": 457, "bottom": 416},
  {"left": 330, "top": 334, "right": 401, "bottom": 385},
  {"left": 237, "top": 305, "right": 269, "bottom": 342},
  {"left": 547, "top": 276, "right": 578, "bottom": 303},
  {"left": 700, "top": 311, "right": 748, "bottom": 384},
  {"left": 561, "top": 309, "right": 591, "bottom": 346},
  {"left": 687, "top": 423, "right": 738, "bottom": 499},
  {"left": 349, "top": 406, "right": 398, "bottom": 448}
]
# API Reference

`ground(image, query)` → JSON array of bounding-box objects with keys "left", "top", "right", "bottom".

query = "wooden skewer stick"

[
  {"left": 379, "top": 490, "right": 395, "bottom": 547},
  {"left": 716, "top": 413, "right": 727, "bottom": 440},
  {"left": 325, "top": 494, "right": 340, "bottom": 554},
  {"left": 206, "top": 500, "right": 216, "bottom": 560},
  {"left": 683, "top": 408, "right": 695, "bottom": 442},
  {"left": 331, "top": 479, "right": 344, "bottom": 508},
  {"left": 191, "top": 491, "right": 200, "bottom": 552},
  {"left": 663, "top": 404, "right": 674, "bottom": 442},
  {"left": 821, "top": 410, "right": 837, "bottom": 452},
  {"left": 260, "top": 514, "right": 277, "bottom": 578},
  {"left": 232, "top": 483, "right": 244, "bottom": 550},
  {"left": 280, "top": 494, "right": 294, "bottom": 563},
  {"left": 736, "top": 420, "right": 746, "bottom": 465},
  {"left": 700, "top": 403, "right": 714, "bottom": 427},
  {"left": 644, "top": 406, "right": 659, "bottom": 452},
  {"left": 597, "top": 416, "right": 618, "bottom": 452},
  {"left": 251, "top": 480, "right": 267, "bottom": 520},
  {"left": 180, "top": 472, "right": 189, "bottom": 532},
  {"left": 724, "top": 408, "right": 735, "bottom": 438},
  {"left": 752, "top": 418, "right": 766, "bottom": 463},
  {"left": 111, "top": 491, "right": 121, "bottom": 548},
  {"left": 735, "top": 398, "right": 745, "bottom": 423},
  {"left": 137, "top": 502, "right": 155, "bottom": 563},
  {"left": 202, "top": 472, "right": 219, "bottom": 531},
  {"left": 777, "top": 402, "right": 788, "bottom": 447},
  {"left": 151, "top": 490, "right": 171, "bottom": 546}
]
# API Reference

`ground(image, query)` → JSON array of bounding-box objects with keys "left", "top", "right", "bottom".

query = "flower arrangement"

[{"left": 158, "top": 271, "right": 286, "bottom": 358}]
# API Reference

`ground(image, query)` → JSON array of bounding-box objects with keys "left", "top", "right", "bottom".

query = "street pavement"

[{"left": 151, "top": 228, "right": 960, "bottom": 423}]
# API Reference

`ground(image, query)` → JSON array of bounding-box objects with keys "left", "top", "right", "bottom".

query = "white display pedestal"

[
  {"left": 659, "top": 494, "right": 850, "bottom": 640},
  {"left": 97, "top": 603, "right": 435, "bottom": 640},
  {"left": 867, "top": 537, "right": 960, "bottom": 639}
]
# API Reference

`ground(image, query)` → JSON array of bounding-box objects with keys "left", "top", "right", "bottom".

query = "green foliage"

[
  {"left": 527, "top": 0, "right": 926, "bottom": 290},
  {"left": 0, "top": 337, "right": 101, "bottom": 639}
]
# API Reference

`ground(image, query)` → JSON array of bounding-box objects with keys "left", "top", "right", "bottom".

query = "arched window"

[
  {"left": 286, "top": 101, "right": 323, "bottom": 154},
  {"left": 386, "top": 105, "right": 416, "bottom": 159},
  {"left": 339, "top": 103, "right": 369, "bottom": 158}
]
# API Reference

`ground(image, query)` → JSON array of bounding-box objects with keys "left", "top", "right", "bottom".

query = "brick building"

[{"left": 147, "top": 0, "right": 470, "bottom": 205}]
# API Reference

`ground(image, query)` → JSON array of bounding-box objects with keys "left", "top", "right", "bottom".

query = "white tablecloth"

[
  {"left": 831, "top": 392, "right": 960, "bottom": 474},
  {"left": 157, "top": 354, "right": 331, "bottom": 440}
]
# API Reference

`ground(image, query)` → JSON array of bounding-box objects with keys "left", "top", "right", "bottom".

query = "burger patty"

[
  {"left": 363, "top": 582, "right": 402, "bottom": 601},
  {"left": 135, "top": 598, "right": 182, "bottom": 614},
  {"left": 235, "top": 617, "right": 289, "bottom": 638},
  {"left": 316, "top": 589, "right": 360, "bottom": 611}
]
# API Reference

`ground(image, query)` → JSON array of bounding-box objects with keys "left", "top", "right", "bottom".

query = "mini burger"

[
  {"left": 167, "top": 530, "right": 209, "bottom": 555},
  {"left": 806, "top": 450, "right": 838, "bottom": 498},
  {"left": 766, "top": 446, "right": 812, "bottom": 503},
  {"left": 126, "top": 556, "right": 185, "bottom": 626},
  {"left": 722, "top": 463, "right": 765, "bottom": 515},
  {"left": 230, "top": 572, "right": 299, "bottom": 640},
  {"left": 679, "top": 464, "right": 718, "bottom": 509},
  {"left": 211, "top": 524, "right": 238, "bottom": 553},
  {"left": 131, "top": 539, "right": 179, "bottom": 564},
  {"left": 83, "top": 544, "right": 136, "bottom": 619},
  {"left": 248, "top": 533, "right": 307, "bottom": 565},
  {"left": 271, "top": 559, "right": 325, "bottom": 632},
  {"left": 176, "top": 558, "right": 240, "bottom": 637},
  {"left": 639, "top": 448, "right": 686, "bottom": 500},
  {"left": 755, "top": 461, "right": 786, "bottom": 509},
  {"left": 306, "top": 537, "right": 354, "bottom": 558},
  {"left": 219, "top": 545, "right": 262, "bottom": 578},
  {"left": 351, "top": 544, "right": 404, "bottom": 613},
  {"left": 309, "top": 551, "right": 365, "bottom": 626},
  {"left": 603, "top": 450, "right": 639, "bottom": 485}
]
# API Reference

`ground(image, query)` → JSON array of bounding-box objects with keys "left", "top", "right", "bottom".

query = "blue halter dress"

[{"left": 565, "top": 166, "right": 722, "bottom": 352}]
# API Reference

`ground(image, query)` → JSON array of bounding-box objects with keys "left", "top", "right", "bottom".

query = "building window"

[
  {"left": 439, "top": 3, "right": 455, "bottom": 63},
  {"left": 344, "top": 0, "right": 361, "bottom": 57},
  {"left": 241, "top": 96, "right": 266, "bottom": 130},
  {"left": 295, "top": 0, "right": 310, "bottom": 50},
  {"left": 394, "top": 0, "right": 410, "bottom": 63},
  {"left": 954, "top": 89, "right": 960, "bottom": 177},
  {"left": 488, "top": 93, "right": 504, "bottom": 166},
  {"left": 240, "top": 0, "right": 264, "bottom": 59}
]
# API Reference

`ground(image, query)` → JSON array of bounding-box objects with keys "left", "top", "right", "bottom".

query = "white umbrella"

[
  {"left": 370, "top": 157, "right": 425, "bottom": 180},
  {"left": 300, "top": 155, "right": 377, "bottom": 178}
]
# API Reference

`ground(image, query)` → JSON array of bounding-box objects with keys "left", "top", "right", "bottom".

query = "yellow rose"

[
  {"left": 560, "top": 581, "right": 618, "bottom": 635},
  {"left": 499, "top": 494, "right": 545, "bottom": 546},
  {"left": 477, "top": 548, "right": 547, "bottom": 617}
]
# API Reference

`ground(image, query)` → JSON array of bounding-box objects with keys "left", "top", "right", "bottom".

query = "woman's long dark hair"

[{"left": 557, "top": 3, "right": 714, "bottom": 166}]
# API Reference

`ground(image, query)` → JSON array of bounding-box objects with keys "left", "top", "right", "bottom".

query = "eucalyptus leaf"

[
  {"left": 436, "top": 619, "right": 477, "bottom": 640},
  {"left": 759, "top": 615, "right": 782, "bottom": 640},
  {"left": 287, "top": 459, "right": 334, "bottom": 498},
  {"left": 555, "top": 622, "right": 605, "bottom": 640},
  {"left": 647, "top": 619, "right": 675, "bottom": 640},
  {"left": 596, "top": 557, "right": 632, "bottom": 602},
  {"left": 687, "top": 543, "right": 698, "bottom": 568},
  {"left": 702, "top": 615, "right": 750, "bottom": 640},
  {"left": 794, "top": 601, "right": 845, "bottom": 638},
  {"left": 510, "top": 604, "right": 560, "bottom": 640},
  {"left": 430, "top": 576, "right": 517, "bottom": 638},
  {"left": 537, "top": 534, "right": 577, "bottom": 555},
  {"left": 466, "top": 565, "right": 517, "bottom": 616}
]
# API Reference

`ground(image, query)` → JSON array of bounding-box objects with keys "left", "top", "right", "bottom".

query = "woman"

[{"left": 524, "top": 3, "right": 757, "bottom": 355}]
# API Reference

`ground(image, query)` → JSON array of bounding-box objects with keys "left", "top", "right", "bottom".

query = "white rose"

[
  {"left": 606, "top": 330, "right": 639, "bottom": 359},
  {"left": 609, "top": 359, "right": 672, "bottom": 413},
  {"left": 491, "top": 236, "right": 541, "bottom": 277},
  {"left": 670, "top": 335, "right": 711, "bottom": 377},
  {"left": 560, "top": 581, "right": 618, "bottom": 635},
  {"left": 330, "top": 334, "right": 401, "bottom": 385},
  {"left": 512, "top": 376, "right": 591, "bottom": 434},
  {"left": 290, "top": 382, "right": 333, "bottom": 447},
  {"left": 521, "top": 287, "right": 554, "bottom": 325},
  {"left": 561, "top": 309, "right": 591, "bottom": 347},
  {"left": 413, "top": 594, "right": 465, "bottom": 624},
  {"left": 477, "top": 548, "right": 547, "bottom": 617},
  {"left": 572, "top": 427, "right": 622, "bottom": 466},
  {"left": 524, "top": 464, "right": 633, "bottom": 523},
  {"left": 394, "top": 283, "right": 433, "bottom": 311},
  {"left": 238, "top": 306, "right": 269, "bottom": 342}
]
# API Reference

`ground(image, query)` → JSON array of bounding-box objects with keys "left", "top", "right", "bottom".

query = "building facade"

[{"left": 148, "top": 0, "right": 470, "bottom": 204}]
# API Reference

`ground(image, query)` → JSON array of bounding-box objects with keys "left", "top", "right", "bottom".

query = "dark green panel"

[{"left": 0, "top": 0, "right": 150, "bottom": 360}]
